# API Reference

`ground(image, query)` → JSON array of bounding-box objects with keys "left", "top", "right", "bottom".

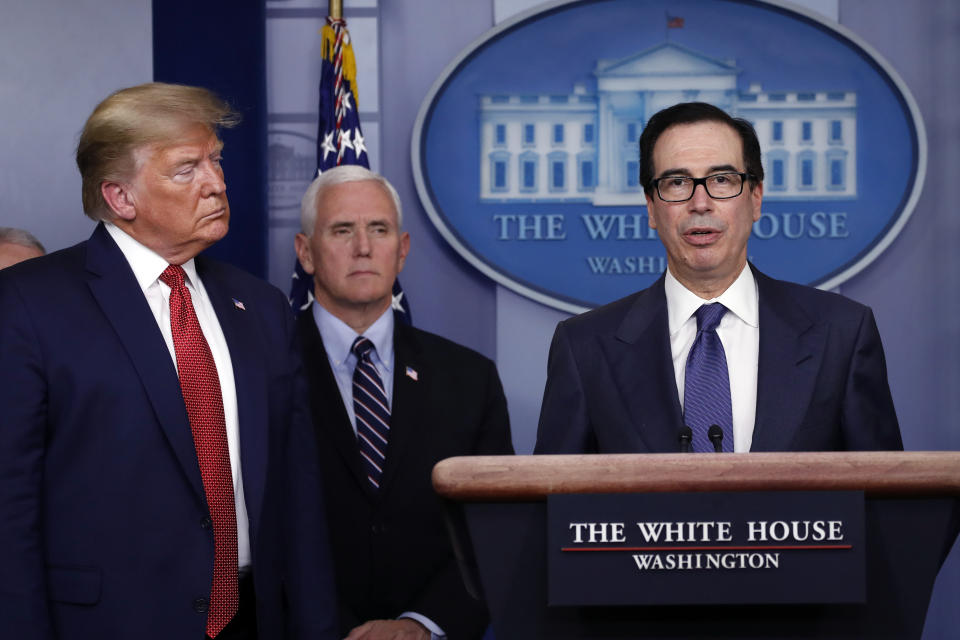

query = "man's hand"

[{"left": 344, "top": 618, "right": 431, "bottom": 640}]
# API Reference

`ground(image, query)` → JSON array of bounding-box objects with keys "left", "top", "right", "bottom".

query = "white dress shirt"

[
  {"left": 665, "top": 264, "right": 759, "bottom": 452},
  {"left": 106, "top": 223, "right": 251, "bottom": 570}
]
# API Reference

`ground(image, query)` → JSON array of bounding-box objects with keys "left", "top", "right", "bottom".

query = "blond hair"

[{"left": 76, "top": 82, "right": 239, "bottom": 221}]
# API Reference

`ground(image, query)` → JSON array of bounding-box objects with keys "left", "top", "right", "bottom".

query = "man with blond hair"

[
  {"left": 294, "top": 165, "right": 513, "bottom": 640},
  {"left": 0, "top": 83, "right": 337, "bottom": 639}
]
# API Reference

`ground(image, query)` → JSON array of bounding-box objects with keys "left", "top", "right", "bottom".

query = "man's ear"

[
  {"left": 645, "top": 193, "right": 659, "bottom": 229},
  {"left": 294, "top": 233, "right": 316, "bottom": 275},
  {"left": 750, "top": 180, "right": 764, "bottom": 222},
  {"left": 101, "top": 181, "right": 137, "bottom": 221},
  {"left": 397, "top": 231, "right": 410, "bottom": 273}
]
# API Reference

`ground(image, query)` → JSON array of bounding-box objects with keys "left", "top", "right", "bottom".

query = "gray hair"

[
  {"left": 0, "top": 227, "right": 46, "bottom": 253},
  {"left": 300, "top": 165, "right": 403, "bottom": 235}
]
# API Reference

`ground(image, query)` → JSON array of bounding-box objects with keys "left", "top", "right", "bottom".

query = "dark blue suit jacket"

[
  {"left": 0, "top": 224, "right": 337, "bottom": 639},
  {"left": 535, "top": 266, "right": 902, "bottom": 454}
]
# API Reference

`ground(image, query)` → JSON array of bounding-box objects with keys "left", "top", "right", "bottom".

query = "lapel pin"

[
  {"left": 232, "top": 298, "right": 246, "bottom": 311},
  {"left": 405, "top": 366, "right": 419, "bottom": 381}
]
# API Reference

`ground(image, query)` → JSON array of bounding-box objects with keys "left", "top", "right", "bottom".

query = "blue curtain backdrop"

[{"left": 152, "top": 1, "right": 268, "bottom": 278}]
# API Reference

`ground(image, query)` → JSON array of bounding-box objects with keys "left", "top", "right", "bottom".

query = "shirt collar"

[
  {"left": 105, "top": 222, "right": 200, "bottom": 291},
  {"left": 312, "top": 301, "right": 395, "bottom": 372},
  {"left": 665, "top": 263, "right": 759, "bottom": 336}
]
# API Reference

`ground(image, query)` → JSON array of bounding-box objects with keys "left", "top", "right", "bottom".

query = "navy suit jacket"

[
  {"left": 297, "top": 311, "right": 513, "bottom": 639},
  {"left": 535, "top": 266, "right": 902, "bottom": 454},
  {"left": 0, "top": 224, "right": 338, "bottom": 639}
]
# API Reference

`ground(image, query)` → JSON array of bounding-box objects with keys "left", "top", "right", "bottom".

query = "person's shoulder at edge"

[
  {"left": 753, "top": 267, "right": 876, "bottom": 323},
  {"left": 396, "top": 318, "right": 499, "bottom": 369}
]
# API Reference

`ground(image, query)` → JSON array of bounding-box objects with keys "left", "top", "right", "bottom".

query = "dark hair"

[{"left": 638, "top": 102, "right": 764, "bottom": 196}]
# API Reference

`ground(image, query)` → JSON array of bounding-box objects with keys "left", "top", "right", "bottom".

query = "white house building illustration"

[{"left": 479, "top": 43, "right": 857, "bottom": 204}]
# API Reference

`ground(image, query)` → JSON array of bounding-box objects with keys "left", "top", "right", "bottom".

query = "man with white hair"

[{"left": 294, "top": 165, "right": 514, "bottom": 640}]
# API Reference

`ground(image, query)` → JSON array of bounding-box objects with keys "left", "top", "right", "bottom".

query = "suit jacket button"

[
  {"left": 201, "top": 515, "right": 213, "bottom": 530},
  {"left": 193, "top": 597, "right": 209, "bottom": 613}
]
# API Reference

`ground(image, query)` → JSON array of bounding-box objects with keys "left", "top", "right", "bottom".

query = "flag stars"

[
  {"left": 339, "top": 129, "right": 354, "bottom": 151},
  {"left": 391, "top": 289, "right": 405, "bottom": 312},
  {"left": 320, "top": 131, "right": 336, "bottom": 162},
  {"left": 340, "top": 91, "right": 353, "bottom": 113},
  {"left": 353, "top": 129, "right": 367, "bottom": 159}
]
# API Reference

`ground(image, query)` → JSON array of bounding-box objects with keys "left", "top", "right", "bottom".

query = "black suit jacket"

[
  {"left": 297, "top": 311, "right": 513, "bottom": 638},
  {"left": 535, "top": 265, "right": 902, "bottom": 453}
]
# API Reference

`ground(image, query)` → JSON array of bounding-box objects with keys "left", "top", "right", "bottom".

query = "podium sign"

[{"left": 548, "top": 491, "right": 865, "bottom": 606}]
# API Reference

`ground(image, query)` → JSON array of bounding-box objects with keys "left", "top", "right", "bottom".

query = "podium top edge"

[{"left": 432, "top": 451, "right": 960, "bottom": 501}]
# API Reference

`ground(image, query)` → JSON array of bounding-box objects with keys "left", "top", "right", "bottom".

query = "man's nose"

[
  {"left": 688, "top": 181, "right": 713, "bottom": 211},
  {"left": 200, "top": 162, "right": 226, "bottom": 197},
  {"left": 353, "top": 229, "right": 372, "bottom": 255}
]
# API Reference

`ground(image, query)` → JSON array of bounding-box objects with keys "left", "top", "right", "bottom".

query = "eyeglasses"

[{"left": 651, "top": 172, "right": 754, "bottom": 202}]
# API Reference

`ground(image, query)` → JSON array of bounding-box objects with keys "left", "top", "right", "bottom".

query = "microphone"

[
  {"left": 708, "top": 425, "right": 724, "bottom": 453},
  {"left": 678, "top": 426, "right": 693, "bottom": 453}
]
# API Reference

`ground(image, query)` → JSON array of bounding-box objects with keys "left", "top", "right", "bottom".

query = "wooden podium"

[{"left": 433, "top": 452, "right": 960, "bottom": 639}]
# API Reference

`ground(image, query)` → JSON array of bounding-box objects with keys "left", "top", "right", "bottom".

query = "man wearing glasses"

[{"left": 534, "top": 102, "right": 902, "bottom": 455}]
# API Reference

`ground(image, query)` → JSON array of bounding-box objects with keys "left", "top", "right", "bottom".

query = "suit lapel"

[
  {"left": 751, "top": 268, "right": 825, "bottom": 451},
  {"left": 198, "top": 258, "right": 268, "bottom": 527},
  {"left": 607, "top": 278, "right": 685, "bottom": 452},
  {"left": 379, "top": 321, "right": 424, "bottom": 492},
  {"left": 296, "top": 312, "right": 372, "bottom": 493},
  {"left": 85, "top": 224, "right": 206, "bottom": 502}
]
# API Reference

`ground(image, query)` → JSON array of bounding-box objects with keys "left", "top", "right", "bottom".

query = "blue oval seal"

[{"left": 412, "top": 0, "right": 926, "bottom": 313}]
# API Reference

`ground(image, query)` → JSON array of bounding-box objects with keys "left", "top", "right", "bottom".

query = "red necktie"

[{"left": 159, "top": 265, "right": 238, "bottom": 637}]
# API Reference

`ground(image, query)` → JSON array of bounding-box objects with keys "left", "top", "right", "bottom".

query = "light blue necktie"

[{"left": 683, "top": 303, "right": 734, "bottom": 453}]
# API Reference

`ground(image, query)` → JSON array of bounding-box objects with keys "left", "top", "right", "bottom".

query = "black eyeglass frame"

[{"left": 651, "top": 171, "right": 757, "bottom": 203}]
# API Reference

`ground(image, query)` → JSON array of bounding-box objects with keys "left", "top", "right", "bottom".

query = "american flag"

[
  {"left": 666, "top": 14, "right": 685, "bottom": 29},
  {"left": 316, "top": 17, "right": 366, "bottom": 171},
  {"left": 289, "top": 15, "right": 411, "bottom": 324}
]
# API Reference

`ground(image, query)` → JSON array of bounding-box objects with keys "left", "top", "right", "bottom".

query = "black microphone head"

[
  {"left": 708, "top": 425, "right": 723, "bottom": 443},
  {"left": 678, "top": 426, "right": 693, "bottom": 441},
  {"left": 708, "top": 425, "right": 724, "bottom": 452}
]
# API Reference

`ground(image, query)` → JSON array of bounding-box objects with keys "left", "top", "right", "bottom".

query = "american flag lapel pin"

[
  {"left": 405, "top": 366, "right": 418, "bottom": 381},
  {"left": 232, "top": 298, "right": 246, "bottom": 311}
]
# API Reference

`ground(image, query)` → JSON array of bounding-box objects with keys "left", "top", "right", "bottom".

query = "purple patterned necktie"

[
  {"left": 351, "top": 336, "right": 391, "bottom": 488},
  {"left": 683, "top": 303, "right": 734, "bottom": 453}
]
